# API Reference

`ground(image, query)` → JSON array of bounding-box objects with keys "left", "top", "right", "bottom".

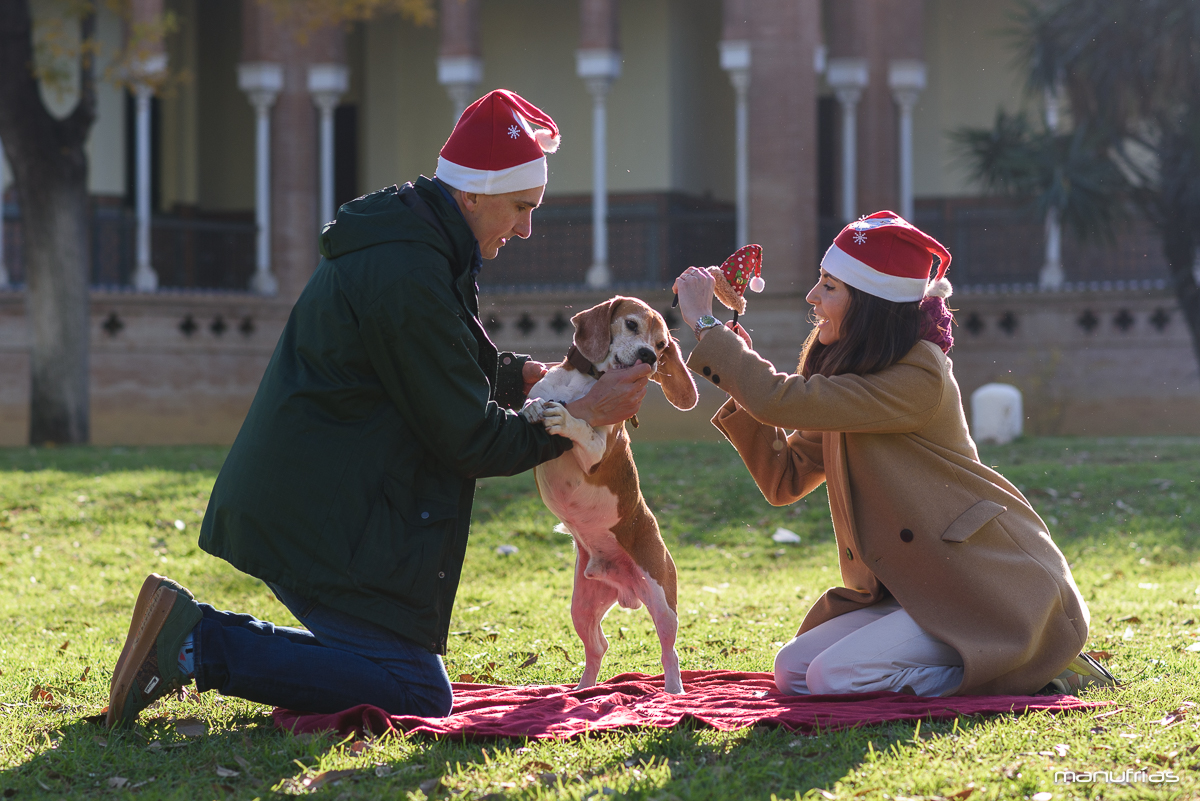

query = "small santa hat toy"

[
  {"left": 821, "top": 211, "right": 952, "bottom": 301},
  {"left": 436, "top": 89, "right": 561, "bottom": 194},
  {"left": 706, "top": 244, "right": 764, "bottom": 315}
]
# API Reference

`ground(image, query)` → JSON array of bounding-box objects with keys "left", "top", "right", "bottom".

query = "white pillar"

[
  {"left": 578, "top": 49, "right": 621, "bottom": 288},
  {"left": 308, "top": 64, "right": 350, "bottom": 225},
  {"left": 826, "top": 58, "right": 868, "bottom": 225},
  {"left": 720, "top": 40, "right": 751, "bottom": 248},
  {"left": 130, "top": 53, "right": 166, "bottom": 292},
  {"left": 238, "top": 62, "right": 283, "bottom": 296},
  {"left": 0, "top": 136, "right": 8, "bottom": 289},
  {"left": 437, "top": 56, "right": 483, "bottom": 123},
  {"left": 1039, "top": 85, "right": 1065, "bottom": 290},
  {"left": 888, "top": 60, "right": 926, "bottom": 222}
]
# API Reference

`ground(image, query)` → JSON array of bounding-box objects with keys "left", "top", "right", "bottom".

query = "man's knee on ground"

[{"left": 805, "top": 651, "right": 855, "bottom": 696}]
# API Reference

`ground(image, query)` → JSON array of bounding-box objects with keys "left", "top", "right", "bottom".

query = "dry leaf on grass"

[
  {"left": 420, "top": 777, "right": 444, "bottom": 793},
  {"left": 945, "top": 785, "right": 975, "bottom": 800},
  {"left": 303, "top": 769, "right": 358, "bottom": 790},
  {"left": 176, "top": 717, "right": 208, "bottom": 738},
  {"left": 1085, "top": 650, "right": 1112, "bottom": 661},
  {"left": 107, "top": 776, "right": 128, "bottom": 789},
  {"left": 215, "top": 766, "right": 239, "bottom": 778},
  {"left": 59, "top": 640, "right": 69, "bottom": 651},
  {"left": 519, "top": 653, "right": 538, "bottom": 669},
  {"left": 234, "top": 755, "right": 251, "bottom": 770},
  {"left": 93, "top": 736, "right": 107, "bottom": 747}
]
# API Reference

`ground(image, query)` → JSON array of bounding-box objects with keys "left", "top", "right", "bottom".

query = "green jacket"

[{"left": 199, "top": 177, "right": 568, "bottom": 653}]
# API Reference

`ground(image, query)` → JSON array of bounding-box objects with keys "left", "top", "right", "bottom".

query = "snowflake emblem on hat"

[
  {"left": 853, "top": 230, "right": 868, "bottom": 245},
  {"left": 507, "top": 125, "right": 521, "bottom": 139}
]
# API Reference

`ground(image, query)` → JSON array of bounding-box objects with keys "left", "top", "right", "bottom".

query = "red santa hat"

[
  {"left": 707, "top": 244, "right": 764, "bottom": 315},
  {"left": 820, "top": 211, "right": 953, "bottom": 302},
  {"left": 436, "top": 89, "right": 561, "bottom": 195}
]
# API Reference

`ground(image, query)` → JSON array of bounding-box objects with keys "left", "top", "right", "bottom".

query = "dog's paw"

[
  {"left": 520, "top": 398, "right": 547, "bottom": 423},
  {"left": 542, "top": 401, "right": 569, "bottom": 436}
]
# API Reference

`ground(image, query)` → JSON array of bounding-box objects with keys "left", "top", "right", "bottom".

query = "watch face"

[{"left": 698, "top": 315, "right": 718, "bottom": 327}]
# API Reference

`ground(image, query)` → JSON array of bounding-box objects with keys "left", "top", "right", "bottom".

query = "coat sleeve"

[
  {"left": 493, "top": 352, "right": 531, "bottom": 410},
  {"left": 687, "top": 326, "right": 945, "bottom": 434},
  {"left": 712, "top": 398, "right": 826, "bottom": 506},
  {"left": 357, "top": 270, "right": 568, "bottom": 479}
]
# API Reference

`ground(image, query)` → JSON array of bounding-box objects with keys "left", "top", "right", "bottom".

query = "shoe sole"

[
  {"left": 106, "top": 585, "right": 179, "bottom": 728},
  {"left": 110, "top": 574, "right": 169, "bottom": 693}
]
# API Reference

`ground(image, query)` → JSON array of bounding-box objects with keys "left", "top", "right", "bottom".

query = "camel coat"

[{"left": 687, "top": 328, "right": 1089, "bottom": 696}]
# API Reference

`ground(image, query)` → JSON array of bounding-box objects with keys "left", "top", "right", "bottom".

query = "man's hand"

[
  {"left": 522, "top": 360, "right": 549, "bottom": 396},
  {"left": 565, "top": 363, "right": 652, "bottom": 427},
  {"left": 728, "top": 321, "right": 753, "bottom": 349}
]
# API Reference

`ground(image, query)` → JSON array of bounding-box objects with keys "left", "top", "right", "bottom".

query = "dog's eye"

[
  {"left": 625, "top": 319, "right": 638, "bottom": 333},
  {"left": 656, "top": 340, "right": 666, "bottom": 350}
]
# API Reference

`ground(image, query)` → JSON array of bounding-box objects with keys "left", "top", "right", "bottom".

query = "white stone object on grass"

[
  {"left": 772, "top": 527, "right": 801, "bottom": 544},
  {"left": 495, "top": 544, "right": 519, "bottom": 556},
  {"left": 970, "top": 383, "right": 1023, "bottom": 445}
]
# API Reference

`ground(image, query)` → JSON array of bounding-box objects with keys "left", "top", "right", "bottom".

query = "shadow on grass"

[{"left": 0, "top": 445, "right": 229, "bottom": 475}]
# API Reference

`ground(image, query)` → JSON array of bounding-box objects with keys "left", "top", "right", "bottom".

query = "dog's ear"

[
  {"left": 651, "top": 336, "right": 699, "bottom": 410},
  {"left": 571, "top": 298, "right": 622, "bottom": 363}
]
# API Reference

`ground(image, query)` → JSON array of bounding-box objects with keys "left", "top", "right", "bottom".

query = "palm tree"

[{"left": 957, "top": 0, "right": 1200, "bottom": 370}]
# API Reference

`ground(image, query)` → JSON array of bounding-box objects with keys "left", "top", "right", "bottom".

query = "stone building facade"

[{"left": 0, "top": 0, "right": 1196, "bottom": 444}]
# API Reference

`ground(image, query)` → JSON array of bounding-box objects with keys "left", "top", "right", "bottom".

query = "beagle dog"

[{"left": 521, "top": 296, "right": 698, "bottom": 694}]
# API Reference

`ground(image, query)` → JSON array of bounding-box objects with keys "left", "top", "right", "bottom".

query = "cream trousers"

[{"left": 774, "top": 597, "right": 964, "bottom": 697}]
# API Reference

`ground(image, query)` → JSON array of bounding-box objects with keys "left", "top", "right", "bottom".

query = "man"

[{"left": 107, "top": 90, "right": 651, "bottom": 726}]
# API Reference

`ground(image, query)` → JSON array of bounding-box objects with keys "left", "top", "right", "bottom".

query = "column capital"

[
  {"left": 577, "top": 48, "right": 622, "bottom": 82},
  {"left": 718, "top": 39, "right": 751, "bottom": 72},
  {"left": 826, "top": 57, "right": 869, "bottom": 91},
  {"left": 308, "top": 63, "right": 349, "bottom": 113},
  {"left": 238, "top": 62, "right": 284, "bottom": 109},
  {"left": 887, "top": 59, "right": 926, "bottom": 94},
  {"left": 437, "top": 55, "right": 483, "bottom": 87}
]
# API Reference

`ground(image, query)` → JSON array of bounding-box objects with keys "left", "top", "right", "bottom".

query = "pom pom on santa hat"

[
  {"left": 706, "top": 244, "right": 764, "bottom": 315},
  {"left": 436, "top": 89, "right": 561, "bottom": 195},
  {"left": 820, "top": 210, "right": 953, "bottom": 302}
]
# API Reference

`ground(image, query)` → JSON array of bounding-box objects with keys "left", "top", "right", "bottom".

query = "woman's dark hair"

[{"left": 798, "top": 283, "right": 924, "bottom": 378}]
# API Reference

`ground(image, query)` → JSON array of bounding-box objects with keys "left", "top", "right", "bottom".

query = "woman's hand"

[
  {"left": 672, "top": 267, "right": 716, "bottom": 333},
  {"left": 728, "top": 321, "right": 753, "bottom": 349},
  {"left": 522, "top": 360, "right": 548, "bottom": 396}
]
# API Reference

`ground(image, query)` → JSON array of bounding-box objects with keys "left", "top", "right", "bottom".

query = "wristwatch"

[{"left": 693, "top": 314, "right": 722, "bottom": 338}]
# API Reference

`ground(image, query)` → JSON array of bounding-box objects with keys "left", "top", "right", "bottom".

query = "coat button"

[
  {"left": 900, "top": 528, "right": 914, "bottom": 542},
  {"left": 503, "top": 356, "right": 511, "bottom": 365},
  {"left": 712, "top": 374, "right": 720, "bottom": 384},
  {"left": 438, "top": 571, "right": 445, "bottom": 578},
  {"left": 421, "top": 511, "right": 430, "bottom": 519},
  {"left": 846, "top": 547, "right": 853, "bottom": 561},
  {"left": 702, "top": 366, "right": 711, "bottom": 376}
]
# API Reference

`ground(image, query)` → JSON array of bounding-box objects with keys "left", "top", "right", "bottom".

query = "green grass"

[{"left": 1, "top": 436, "right": 1199, "bottom": 800}]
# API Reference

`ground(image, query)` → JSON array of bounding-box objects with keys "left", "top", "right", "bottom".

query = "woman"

[{"left": 673, "top": 211, "right": 1112, "bottom": 697}]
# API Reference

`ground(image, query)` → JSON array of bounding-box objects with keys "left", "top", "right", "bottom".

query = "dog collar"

[{"left": 566, "top": 345, "right": 603, "bottom": 379}]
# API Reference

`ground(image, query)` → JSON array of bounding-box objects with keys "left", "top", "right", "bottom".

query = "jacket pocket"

[
  {"left": 347, "top": 478, "right": 458, "bottom": 601},
  {"left": 941, "top": 500, "right": 1007, "bottom": 543}
]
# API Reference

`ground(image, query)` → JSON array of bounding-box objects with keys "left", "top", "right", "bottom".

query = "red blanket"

[{"left": 272, "top": 670, "right": 1111, "bottom": 740}]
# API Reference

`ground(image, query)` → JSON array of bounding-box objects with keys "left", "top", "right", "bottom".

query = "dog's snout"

[{"left": 636, "top": 347, "right": 657, "bottom": 366}]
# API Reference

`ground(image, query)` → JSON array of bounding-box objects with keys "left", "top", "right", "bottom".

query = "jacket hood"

[{"left": 318, "top": 182, "right": 453, "bottom": 260}]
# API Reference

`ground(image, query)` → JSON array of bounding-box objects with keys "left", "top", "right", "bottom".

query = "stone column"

[
  {"left": 826, "top": 58, "right": 868, "bottom": 224},
  {"left": 721, "top": 0, "right": 750, "bottom": 247},
  {"left": 237, "top": 62, "right": 283, "bottom": 295},
  {"left": 438, "top": 0, "right": 482, "bottom": 122},
  {"left": 826, "top": 0, "right": 924, "bottom": 217},
  {"left": 741, "top": 0, "right": 821, "bottom": 293},
  {"left": 578, "top": 0, "right": 621, "bottom": 288},
  {"left": 888, "top": 60, "right": 925, "bottom": 221},
  {"left": 0, "top": 136, "right": 8, "bottom": 289},
  {"left": 129, "top": 0, "right": 168, "bottom": 291},
  {"left": 308, "top": 64, "right": 350, "bottom": 225},
  {"left": 1040, "top": 85, "right": 1064, "bottom": 290},
  {"left": 241, "top": 2, "right": 344, "bottom": 301}
]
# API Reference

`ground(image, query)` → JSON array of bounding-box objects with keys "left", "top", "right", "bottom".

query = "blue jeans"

[{"left": 192, "top": 583, "right": 453, "bottom": 716}]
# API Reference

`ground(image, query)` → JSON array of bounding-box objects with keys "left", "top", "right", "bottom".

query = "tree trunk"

[
  {"left": 1160, "top": 214, "right": 1200, "bottom": 374},
  {"left": 0, "top": 0, "right": 95, "bottom": 444}
]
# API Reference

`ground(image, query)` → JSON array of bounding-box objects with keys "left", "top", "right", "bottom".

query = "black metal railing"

[
  {"left": 480, "top": 192, "right": 736, "bottom": 290},
  {"left": 3, "top": 203, "right": 256, "bottom": 291}
]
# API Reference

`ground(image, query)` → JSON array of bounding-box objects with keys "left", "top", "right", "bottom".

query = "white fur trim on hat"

[
  {"left": 820, "top": 243, "right": 929, "bottom": 302},
  {"left": 435, "top": 154, "right": 547, "bottom": 194},
  {"left": 925, "top": 276, "right": 953, "bottom": 299}
]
